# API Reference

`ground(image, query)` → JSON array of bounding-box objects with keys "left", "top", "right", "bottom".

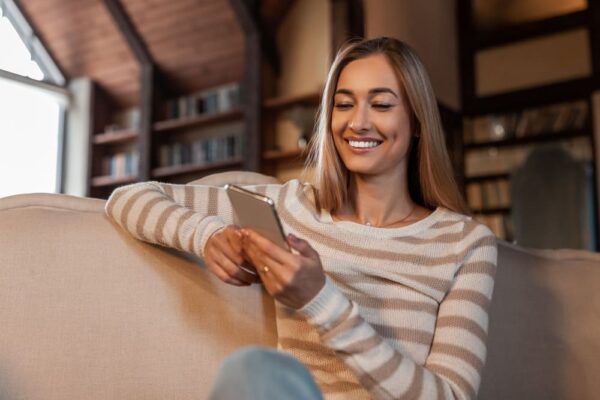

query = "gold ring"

[{"left": 262, "top": 266, "right": 270, "bottom": 273}]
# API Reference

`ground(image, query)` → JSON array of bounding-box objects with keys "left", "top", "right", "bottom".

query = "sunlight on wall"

[{"left": 0, "top": 8, "right": 61, "bottom": 197}]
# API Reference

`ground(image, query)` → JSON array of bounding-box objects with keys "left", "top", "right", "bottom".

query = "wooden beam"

[
  {"left": 457, "top": 0, "right": 475, "bottom": 114},
  {"left": 229, "top": 0, "right": 261, "bottom": 172},
  {"left": 103, "top": 0, "right": 153, "bottom": 65},
  {"left": 330, "top": 0, "right": 364, "bottom": 60},
  {"left": 589, "top": 0, "right": 600, "bottom": 89}
]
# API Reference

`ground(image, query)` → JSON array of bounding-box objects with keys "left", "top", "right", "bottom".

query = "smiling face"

[{"left": 331, "top": 54, "right": 414, "bottom": 180}]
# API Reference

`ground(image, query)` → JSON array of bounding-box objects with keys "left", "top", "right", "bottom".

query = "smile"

[{"left": 346, "top": 139, "right": 382, "bottom": 149}]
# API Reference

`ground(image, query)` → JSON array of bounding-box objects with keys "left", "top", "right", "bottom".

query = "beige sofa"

[{"left": 1, "top": 171, "right": 599, "bottom": 400}]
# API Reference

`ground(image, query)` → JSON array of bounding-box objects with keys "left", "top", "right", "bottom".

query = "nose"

[{"left": 348, "top": 103, "right": 371, "bottom": 132}]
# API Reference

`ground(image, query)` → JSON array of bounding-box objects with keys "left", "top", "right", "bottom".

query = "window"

[{"left": 0, "top": 2, "right": 66, "bottom": 197}]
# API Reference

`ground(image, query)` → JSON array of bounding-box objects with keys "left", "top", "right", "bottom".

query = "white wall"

[{"left": 63, "top": 78, "right": 92, "bottom": 197}]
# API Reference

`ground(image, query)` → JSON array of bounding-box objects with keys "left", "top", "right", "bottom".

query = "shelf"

[
  {"left": 465, "top": 78, "right": 592, "bottom": 116},
  {"left": 263, "top": 92, "right": 321, "bottom": 111},
  {"left": 153, "top": 108, "right": 244, "bottom": 133},
  {"left": 464, "top": 128, "right": 590, "bottom": 150},
  {"left": 471, "top": 207, "right": 511, "bottom": 215},
  {"left": 262, "top": 147, "right": 309, "bottom": 162},
  {"left": 93, "top": 129, "right": 138, "bottom": 145},
  {"left": 474, "top": 10, "right": 588, "bottom": 50},
  {"left": 91, "top": 175, "right": 138, "bottom": 187},
  {"left": 465, "top": 173, "right": 511, "bottom": 183},
  {"left": 151, "top": 158, "right": 244, "bottom": 178}
]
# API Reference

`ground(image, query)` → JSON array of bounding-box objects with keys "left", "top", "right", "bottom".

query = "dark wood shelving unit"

[
  {"left": 464, "top": 77, "right": 593, "bottom": 117},
  {"left": 474, "top": 10, "right": 588, "bottom": 50},
  {"left": 262, "top": 147, "right": 308, "bottom": 162},
  {"left": 153, "top": 108, "right": 245, "bottom": 133},
  {"left": 465, "top": 173, "right": 510, "bottom": 183},
  {"left": 464, "top": 128, "right": 591, "bottom": 150},
  {"left": 93, "top": 129, "right": 138, "bottom": 145},
  {"left": 472, "top": 207, "right": 512, "bottom": 215},
  {"left": 457, "top": 0, "right": 600, "bottom": 246},
  {"left": 262, "top": 92, "right": 321, "bottom": 111},
  {"left": 91, "top": 175, "right": 138, "bottom": 187},
  {"left": 151, "top": 158, "right": 244, "bottom": 179}
]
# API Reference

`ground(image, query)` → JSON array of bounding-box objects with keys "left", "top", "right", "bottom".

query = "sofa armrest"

[{"left": 0, "top": 193, "right": 277, "bottom": 399}]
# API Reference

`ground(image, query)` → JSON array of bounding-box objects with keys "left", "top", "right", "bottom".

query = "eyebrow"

[{"left": 334, "top": 88, "right": 399, "bottom": 98}]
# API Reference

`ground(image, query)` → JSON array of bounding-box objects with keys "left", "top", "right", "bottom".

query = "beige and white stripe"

[{"left": 105, "top": 178, "right": 498, "bottom": 400}]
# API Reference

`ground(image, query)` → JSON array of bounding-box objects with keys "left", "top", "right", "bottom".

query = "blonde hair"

[{"left": 305, "top": 37, "right": 470, "bottom": 216}]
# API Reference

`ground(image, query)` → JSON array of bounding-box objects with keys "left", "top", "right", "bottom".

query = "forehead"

[{"left": 336, "top": 54, "right": 401, "bottom": 93}]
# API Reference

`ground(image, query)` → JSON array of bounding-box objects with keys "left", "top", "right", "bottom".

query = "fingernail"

[{"left": 288, "top": 233, "right": 298, "bottom": 241}]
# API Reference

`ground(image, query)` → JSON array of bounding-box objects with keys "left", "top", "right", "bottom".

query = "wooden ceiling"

[{"left": 17, "top": 0, "right": 248, "bottom": 108}]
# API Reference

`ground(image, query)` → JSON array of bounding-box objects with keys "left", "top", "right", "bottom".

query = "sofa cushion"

[
  {"left": 188, "top": 171, "right": 280, "bottom": 186},
  {"left": 480, "top": 241, "right": 600, "bottom": 400},
  {"left": 0, "top": 193, "right": 277, "bottom": 400}
]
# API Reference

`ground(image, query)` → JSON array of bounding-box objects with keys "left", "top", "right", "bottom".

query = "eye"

[
  {"left": 334, "top": 103, "right": 353, "bottom": 110},
  {"left": 373, "top": 103, "right": 392, "bottom": 110}
]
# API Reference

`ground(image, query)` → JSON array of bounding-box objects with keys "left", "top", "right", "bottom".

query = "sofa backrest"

[
  {"left": 481, "top": 241, "right": 600, "bottom": 400},
  {"left": 0, "top": 192, "right": 277, "bottom": 400}
]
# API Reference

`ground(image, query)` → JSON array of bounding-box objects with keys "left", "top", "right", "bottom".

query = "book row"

[
  {"left": 464, "top": 137, "right": 592, "bottom": 177},
  {"left": 163, "top": 82, "right": 241, "bottom": 120},
  {"left": 101, "top": 151, "right": 139, "bottom": 178},
  {"left": 467, "top": 180, "right": 511, "bottom": 210},
  {"left": 158, "top": 134, "right": 243, "bottom": 168},
  {"left": 464, "top": 100, "right": 588, "bottom": 144}
]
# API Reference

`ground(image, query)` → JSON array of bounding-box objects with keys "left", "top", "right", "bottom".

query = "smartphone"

[{"left": 225, "top": 184, "right": 289, "bottom": 251}]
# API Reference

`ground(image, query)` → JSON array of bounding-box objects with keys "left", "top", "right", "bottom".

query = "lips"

[{"left": 344, "top": 138, "right": 383, "bottom": 150}]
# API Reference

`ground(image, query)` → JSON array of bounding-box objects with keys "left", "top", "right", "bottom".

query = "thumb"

[{"left": 287, "top": 234, "right": 315, "bottom": 257}]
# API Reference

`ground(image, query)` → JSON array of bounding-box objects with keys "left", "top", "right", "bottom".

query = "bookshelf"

[
  {"left": 458, "top": 0, "right": 600, "bottom": 248},
  {"left": 150, "top": 82, "right": 247, "bottom": 183},
  {"left": 88, "top": 84, "right": 141, "bottom": 199},
  {"left": 260, "top": 91, "right": 321, "bottom": 178},
  {"left": 87, "top": 79, "right": 253, "bottom": 196}
]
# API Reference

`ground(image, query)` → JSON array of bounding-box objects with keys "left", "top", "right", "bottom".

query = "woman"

[{"left": 105, "top": 37, "right": 497, "bottom": 399}]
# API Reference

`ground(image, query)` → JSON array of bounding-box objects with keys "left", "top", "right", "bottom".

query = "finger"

[
  {"left": 214, "top": 234, "right": 244, "bottom": 266},
  {"left": 287, "top": 234, "right": 318, "bottom": 259},
  {"left": 243, "top": 236, "right": 286, "bottom": 284},
  {"left": 225, "top": 228, "right": 244, "bottom": 255},
  {"left": 219, "top": 255, "right": 261, "bottom": 284},
  {"left": 205, "top": 247, "right": 250, "bottom": 286},
  {"left": 207, "top": 260, "right": 248, "bottom": 286},
  {"left": 242, "top": 229, "right": 297, "bottom": 268}
]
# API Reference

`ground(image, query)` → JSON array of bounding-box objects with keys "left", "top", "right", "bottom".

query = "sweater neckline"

[{"left": 320, "top": 206, "right": 445, "bottom": 237}]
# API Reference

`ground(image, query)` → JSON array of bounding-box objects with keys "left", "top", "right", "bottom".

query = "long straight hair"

[{"left": 305, "top": 37, "right": 470, "bottom": 216}]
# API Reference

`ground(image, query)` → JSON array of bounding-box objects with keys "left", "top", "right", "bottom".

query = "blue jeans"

[{"left": 208, "top": 346, "right": 323, "bottom": 400}]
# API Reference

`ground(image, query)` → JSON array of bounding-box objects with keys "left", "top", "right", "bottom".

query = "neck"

[{"left": 344, "top": 169, "right": 416, "bottom": 226}]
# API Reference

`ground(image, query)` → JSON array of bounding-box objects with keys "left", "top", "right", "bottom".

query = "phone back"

[{"left": 225, "top": 185, "right": 289, "bottom": 250}]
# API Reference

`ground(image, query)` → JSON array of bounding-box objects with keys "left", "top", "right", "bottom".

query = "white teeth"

[{"left": 348, "top": 140, "right": 380, "bottom": 149}]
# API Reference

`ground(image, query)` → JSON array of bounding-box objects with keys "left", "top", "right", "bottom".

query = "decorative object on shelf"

[{"left": 284, "top": 105, "right": 315, "bottom": 149}]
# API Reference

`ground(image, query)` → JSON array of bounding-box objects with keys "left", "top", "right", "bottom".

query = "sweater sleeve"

[
  {"left": 104, "top": 181, "right": 276, "bottom": 258},
  {"left": 297, "top": 223, "right": 498, "bottom": 400}
]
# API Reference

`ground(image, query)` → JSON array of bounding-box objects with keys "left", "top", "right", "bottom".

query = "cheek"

[
  {"left": 330, "top": 112, "right": 346, "bottom": 135},
  {"left": 375, "top": 112, "right": 411, "bottom": 138}
]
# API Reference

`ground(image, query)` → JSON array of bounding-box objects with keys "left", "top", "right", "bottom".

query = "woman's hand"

[
  {"left": 204, "top": 225, "right": 260, "bottom": 286},
  {"left": 241, "top": 229, "right": 326, "bottom": 309}
]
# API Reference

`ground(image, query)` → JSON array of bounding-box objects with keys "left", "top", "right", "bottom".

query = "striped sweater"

[{"left": 105, "top": 178, "right": 498, "bottom": 400}]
